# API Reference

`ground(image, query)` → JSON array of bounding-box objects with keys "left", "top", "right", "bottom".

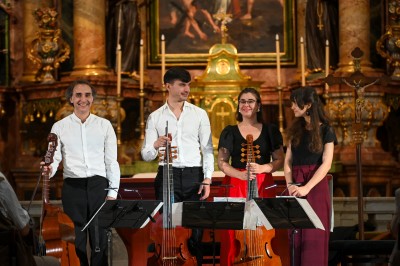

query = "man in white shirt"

[
  {"left": 44, "top": 80, "right": 120, "bottom": 266},
  {"left": 141, "top": 67, "right": 214, "bottom": 264}
]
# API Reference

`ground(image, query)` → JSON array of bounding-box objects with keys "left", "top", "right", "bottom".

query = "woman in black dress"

[{"left": 284, "top": 86, "right": 337, "bottom": 266}]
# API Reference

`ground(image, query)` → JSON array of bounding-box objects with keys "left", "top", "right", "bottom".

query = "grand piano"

[{"left": 117, "top": 171, "right": 290, "bottom": 266}]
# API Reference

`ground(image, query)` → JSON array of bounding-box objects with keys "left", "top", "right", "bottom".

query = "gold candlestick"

[
  {"left": 161, "top": 34, "right": 166, "bottom": 100},
  {"left": 139, "top": 39, "right": 145, "bottom": 140},
  {"left": 325, "top": 39, "right": 330, "bottom": 94},
  {"left": 300, "top": 37, "right": 305, "bottom": 86}
]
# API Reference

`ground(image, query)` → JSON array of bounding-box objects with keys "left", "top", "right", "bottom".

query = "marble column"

[
  {"left": 20, "top": 0, "right": 40, "bottom": 83},
  {"left": 70, "top": 0, "right": 109, "bottom": 76},
  {"left": 337, "top": 0, "right": 373, "bottom": 73}
]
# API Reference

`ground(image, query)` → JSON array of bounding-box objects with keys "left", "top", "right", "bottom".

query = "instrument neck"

[
  {"left": 162, "top": 143, "right": 174, "bottom": 229},
  {"left": 247, "top": 168, "right": 258, "bottom": 200}
]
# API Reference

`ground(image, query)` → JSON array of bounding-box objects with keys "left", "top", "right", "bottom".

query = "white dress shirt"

[
  {"left": 49, "top": 113, "right": 120, "bottom": 198},
  {"left": 141, "top": 101, "right": 214, "bottom": 179}
]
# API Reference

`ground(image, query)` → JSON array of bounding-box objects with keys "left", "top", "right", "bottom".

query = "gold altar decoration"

[
  {"left": 325, "top": 91, "right": 389, "bottom": 146},
  {"left": 376, "top": 1, "right": 400, "bottom": 79},
  {"left": 190, "top": 42, "right": 263, "bottom": 148},
  {"left": 27, "top": 8, "right": 70, "bottom": 83},
  {"left": 55, "top": 97, "right": 126, "bottom": 127},
  {"left": 23, "top": 99, "right": 62, "bottom": 124}
]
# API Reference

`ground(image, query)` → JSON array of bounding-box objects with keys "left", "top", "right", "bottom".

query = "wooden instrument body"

[
  {"left": 147, "top": 129, "right": 196, "bottom": 266},
  {"left": 39, "top": 133, "right": 80, "bottom": 265},
  {"left": 147, "top": 217, "right": 196, "bottom": 266},
  {"left": 234, "top": 134, "right": 281, "bottom": 266}
]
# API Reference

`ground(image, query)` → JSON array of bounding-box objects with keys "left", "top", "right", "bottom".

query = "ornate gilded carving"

[
  {"left": 23, "top": 99, "right": 62, "bottom": 124},
  {"left": 376, "top": 1, "right": 400, "bottom": 79},
  {"left": 26, "top": 8, "right": 70, "bottom": 83},
  {"left": 190, "top": 41, "right": 262, "bottom": 149},
  {"left": 325, "top": 92, "right": 389, "bottom": 146}
]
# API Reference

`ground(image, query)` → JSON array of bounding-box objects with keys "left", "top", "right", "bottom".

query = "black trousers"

[
  {"left": 154, "top": 166, "right": 204, "bottom": 264},
  {"left": 154, "top": 166, "right": 204, "bottom": 202},
  {"left": 62, "top": 176, "right": 109, "bottom": 266}
]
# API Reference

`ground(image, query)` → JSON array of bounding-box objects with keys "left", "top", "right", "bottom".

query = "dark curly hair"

[
  {"left": 287, "top": 86, "right": 330, "bottom": 153},
  {"left": 65, "top": 79, "right": 97, "bottom": 106}
]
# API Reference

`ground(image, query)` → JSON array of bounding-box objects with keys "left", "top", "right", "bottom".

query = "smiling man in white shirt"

[
  {"left": 44, "top": 80, "right": 120, "bottom": 266},
  {"left": 141, "top": 67, "right": 214, "bottom": 264}
]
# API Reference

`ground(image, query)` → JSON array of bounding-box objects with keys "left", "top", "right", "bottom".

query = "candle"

[
  {"left": 325, "top": 39, "right": 329, "bottom": 91},
  {"left": 116, "top": 44, "right": 122, "bottom": 96},
  {"left": 161, "top": 35, "right": 166, "bottom": 84},
  {"left": 140, "top": 39, "right": 144, "bottom": 89},
  {"left": 300, "top": 37, "right": 305, "bottom": 86},
  {"left": 275, "top": 34, "right": 281, "bottom": 86}
]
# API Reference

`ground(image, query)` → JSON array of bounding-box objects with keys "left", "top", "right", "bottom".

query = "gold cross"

[{"left": 216, "top": 106, "right": 230, "bottom": 129}]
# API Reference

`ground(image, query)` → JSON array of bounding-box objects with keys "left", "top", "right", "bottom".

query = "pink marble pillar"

[
  {"left": 21, "top": 0, "right": 40, "bottom": 83},
  {"left": 337, "top": 0, "right": 373, "bottom": 73},
  {"left": 70, "top": 0, "right": 109, "bottom": 76}
]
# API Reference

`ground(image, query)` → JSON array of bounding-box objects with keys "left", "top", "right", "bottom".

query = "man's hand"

[
  {"left": 198, "top": 177, "right": 211, "bottom": 200},
  {"left": 106, "top": 196, "right": 116, "bottom": 200},
  {"left": 153, "top": 136, "right": 170, "bottom": 149},
  {"left": 39, "top": 161, "right": 52, "bottom": 177}
]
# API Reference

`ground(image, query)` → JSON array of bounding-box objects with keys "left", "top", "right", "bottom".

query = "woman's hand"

[{"left": 289, "top": 185, "right": 310, "bottom": 197}]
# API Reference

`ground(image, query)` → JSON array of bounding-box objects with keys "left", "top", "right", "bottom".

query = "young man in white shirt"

[
  {"left": 141, "top": 67, "right": 214, "bottom": 264},
  {"left": 44, "top": 80, "right": 120, "bottom": 266}
]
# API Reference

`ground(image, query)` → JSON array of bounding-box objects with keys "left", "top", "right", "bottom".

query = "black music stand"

[
  {"left": 250, "top": 197, "right": 325, "bottom": 266},
  {"left": 82, "top": 200, "right": 162, "bottom": 266},
  {"left": 83, "top": 199, "right": 163, "bottom": 230},
  {"left": 181, "top": 201, "right": 246, "bottom": 230},
  {"left": 174, "top": 201, "right": 246, "bottom": 266}
]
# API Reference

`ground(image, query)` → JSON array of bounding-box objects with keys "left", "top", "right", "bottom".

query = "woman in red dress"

[{"left": 217, "top": 87, "right": 285, "bottom": 265}]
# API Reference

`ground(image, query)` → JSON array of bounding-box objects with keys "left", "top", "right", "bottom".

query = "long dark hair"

[
  {"left": 287, "top": 86, "right": 330, "bottom": 153},
  {"left": 236, "top": 87, "right": 263, "bottom": 122}
]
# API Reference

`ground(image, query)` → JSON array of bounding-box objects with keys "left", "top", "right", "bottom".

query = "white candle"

[
  {"left": 140, "top": 39, "right": 144, "bottom": 89},
  {"left": 325, "top": 39, "right": 329, "bottom": 91},
  {"left": 300, "top": 37, "right": 305, "bottom": 86},
  {"left": 161, "top": 35, "right": 166, "bottom": 85},
  {"left": 275, "top": 34, "right": 281, "bottom": 86},
  {"left": 116, "top": 44, "right": 122, "bottom": 96}
]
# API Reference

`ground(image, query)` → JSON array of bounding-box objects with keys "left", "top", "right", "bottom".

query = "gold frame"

[{"left": 148, "top": 0, "right": 296, "bottom": 67}]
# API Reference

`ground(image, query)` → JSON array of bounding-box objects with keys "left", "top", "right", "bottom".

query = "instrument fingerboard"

[
  {"left": 162, "top": 123, "right": 177, "bottom": 228},
  {"left": 243, "top": 134, "right": 261, "bottom": 200}
]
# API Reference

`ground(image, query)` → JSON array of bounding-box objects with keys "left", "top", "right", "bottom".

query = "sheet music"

[
  {"left": 244, "top": 201, "right": 258, "bottom": 230},
  {"left": 295, "top": 198, "right": 325, "bottom": 230},
  {"left": 249, "top": 197, "right": 325, "bottom": 231},
  {"left": 213, "top": 197, "right": 246, "bottom": 203},
  {"left": 172, "top": 202, "right": 182, "bottom": 227},
  {"left": 248, "top": 199, "right": 273, "bottom": 230}
]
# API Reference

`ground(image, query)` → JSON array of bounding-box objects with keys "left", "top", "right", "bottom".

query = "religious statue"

[
  {"left": 305, "top": 0, "right": 339, "bottom": 74},
  {"left": 106, "top": 0, "right": 141, "bottom": 78}
]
